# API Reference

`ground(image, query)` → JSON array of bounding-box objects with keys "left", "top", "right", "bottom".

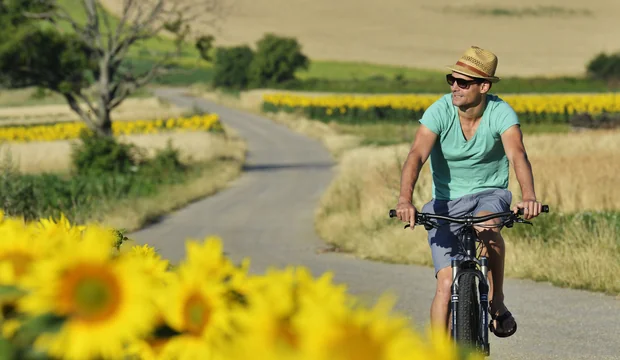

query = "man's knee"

[
  {"left": 434, "top": 267, "right": 453, "bottom": 302},
  {"left": 473, "top": 210, "right": 503, "bottom": 235}
]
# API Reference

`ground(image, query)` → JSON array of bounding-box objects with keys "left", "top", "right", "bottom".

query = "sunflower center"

[
  {"left": 182, "top": 293, "right": 211, "bottom": 335},
  {"left": 0, "top": 252, "right": 34, "bottom": 279},
  {"left": 330, "top": 324, "right": 383, "bottom": 360},
  {"left": 276, "top": 318, "right": 298, "bottom": 348},
  {"left": 58, "top": 264, "right": 121, "bottom": 323}
]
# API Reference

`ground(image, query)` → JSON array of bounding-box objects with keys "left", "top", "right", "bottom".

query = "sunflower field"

[
  {"left": 262, "top": 93, "right": 620, "bottom": 125},
  {"left": 0, "top": 114, "right": 223, "bottom": 143},
  {"left": 0, "top": 212, "right": 481, "bottom": 360}
]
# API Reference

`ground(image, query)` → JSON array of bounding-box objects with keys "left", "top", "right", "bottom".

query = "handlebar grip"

[
  {"left": 389, "top": 209, "right": 397, "bottom": 218},
  {"left": 517, "top": 204, "right": 549, "bottom": 215}
]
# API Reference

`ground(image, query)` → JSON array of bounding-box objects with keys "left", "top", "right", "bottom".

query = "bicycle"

[{"left": 388, "top": 204, "right": 549, "bottom": 356}]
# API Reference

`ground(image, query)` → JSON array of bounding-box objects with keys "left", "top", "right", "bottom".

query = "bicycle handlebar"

[{"left": 388, "top": 205, "right": 549, "bottom": 225}]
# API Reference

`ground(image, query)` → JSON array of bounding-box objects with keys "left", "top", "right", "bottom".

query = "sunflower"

[
  {"left": 126, "top": 244, "right": 174, "bottom": 287},
  {"left": 178, "top": 236, "right": 245, "bottom": 284},
  {"left": 32, "top": 213, "right": 85, "bottom": 248},
  {"left": 154, "top": 266, "right": 238, "bottom": 360},
  {"left": 228, "top": 266, "right": 352, "bottom": 360},
  {"left": 0, "top": 217, "right": 43, "bottom": 286},
  {"left": 295, "top": 294, "right": 431, "bottom": 360},
  {"left": 18, "top": 224, "right": 158, "bottom": 360}
]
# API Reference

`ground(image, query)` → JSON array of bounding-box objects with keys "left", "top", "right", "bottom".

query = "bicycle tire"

[{"left": 456, "top": 272, "right": 479, "bottom": 348}]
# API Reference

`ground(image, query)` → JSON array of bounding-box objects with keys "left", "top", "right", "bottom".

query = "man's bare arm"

[
  {"left": 398, "top": 125, "right": 437, "bottom": 204},
  {"left": 501, "top": 125, "right": 535, "bottom": 199},
  {"left": 501, "top": 124, "right": 542, "bottom": 218}
]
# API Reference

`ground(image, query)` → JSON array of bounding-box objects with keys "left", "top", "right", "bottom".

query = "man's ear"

[{"left": 480, "top": 81, "right": 492, "bottom": 93}]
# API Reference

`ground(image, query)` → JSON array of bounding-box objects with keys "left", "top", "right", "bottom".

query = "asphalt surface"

[{"left": 130, "top": 88, "right": 620, "bottom": 360}]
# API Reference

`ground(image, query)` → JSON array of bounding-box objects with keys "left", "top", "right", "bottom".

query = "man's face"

[{"left": 447, "top": 72, "right": 488, "bottom": 107}]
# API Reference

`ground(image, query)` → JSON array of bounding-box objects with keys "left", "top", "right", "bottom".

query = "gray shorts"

[{"left": 420, "top": 188, "right": 513, "bottom": 277}]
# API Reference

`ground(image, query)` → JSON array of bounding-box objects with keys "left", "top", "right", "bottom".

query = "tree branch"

[
  {"left": 97, "top": 1, "right": 115, "bottom": 53},
  {"left": 83, "top": 0, "right": 103, "bottom": 50},
  {"left": 63, "top": 93, "right": 98, "bottom": 132},
  {"left": 108, "top": 56, "right": 169, "bottom": 110},
  {"left": 74, "top": 91, "right": 99, "bottom": 116}
]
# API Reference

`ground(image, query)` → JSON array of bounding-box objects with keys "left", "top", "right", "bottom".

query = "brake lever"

[
  {"left": 515, "top": 218, "right": 533, "bottom": 226},
  {"left": 403, "top": 221, "right": 439, "bottom": 230}
]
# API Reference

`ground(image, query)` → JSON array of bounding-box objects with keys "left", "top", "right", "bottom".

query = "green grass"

[
  {"left": 297, "top": 61, "right": 442, "bottom": 81},
  {"left": 507, "top": 211, "right": 620, "bottom": 244},
  {"left": 276, "top": 72, "right": 614, "bottom": 94}
]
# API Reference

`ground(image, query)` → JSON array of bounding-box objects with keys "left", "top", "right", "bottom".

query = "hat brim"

[{"left": 446, "top": 65, "right": 501, "bottom": 83}]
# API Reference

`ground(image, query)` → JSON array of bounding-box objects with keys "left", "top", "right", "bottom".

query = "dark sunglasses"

[{"left": 446, "top": 74, "right": 485, "bottom": 89}]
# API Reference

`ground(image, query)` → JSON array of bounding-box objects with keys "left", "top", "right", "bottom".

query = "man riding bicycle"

[{"left": 394, "top": 46, "right": 543, "bottom": 338}]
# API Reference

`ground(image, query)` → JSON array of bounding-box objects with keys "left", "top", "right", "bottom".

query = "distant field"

[{"left": 100, "top": 0, "right": 620, "bottom": 77}]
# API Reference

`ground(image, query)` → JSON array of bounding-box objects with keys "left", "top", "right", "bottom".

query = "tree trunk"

[
  {"left": 95, "top": 105, "right": 113, "bottom": 137},
  {"left": 96, "top": 55, "right": 113, "bottom": 137}
]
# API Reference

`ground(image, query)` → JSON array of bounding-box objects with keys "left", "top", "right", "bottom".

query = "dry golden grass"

[
  {"left": 98, "top": 127, "right": 247, "bottom": 232},
  {"left": 102, "top": 0, "right": 620, "bottom": 77},
  {"left": 509, "top": 129, "right": 620, "bottom": 212},
  {"left": 0, "top": 97, "right": 186, "bottom": 126},
  {"left": 313, "top": 130, "right": 620, "bottom": 295},
  {"left": 0, "top": 130, "right": 239, "bottom": 174}
]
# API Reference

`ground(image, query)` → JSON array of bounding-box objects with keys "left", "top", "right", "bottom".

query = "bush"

[
  {"left": 0, "top": 137, "right": 192, "bottom": 223},
  {"left": 586, "top": 51, "right": 620, "bottom": 84},
  {"left": 70, "top": 129, "right": 142, "bottom": 175},
  {"left": 212, "top": 45, "right": 255, "bottom": 89},
  {"left": 248, "top": 33, "right": 309, "bottom": 88},
  {"left": 569, "top": 112, "right": 620, "bottom": 129},
  {"left": 139, "top": 139, "right": 187, "bottom": 178}
]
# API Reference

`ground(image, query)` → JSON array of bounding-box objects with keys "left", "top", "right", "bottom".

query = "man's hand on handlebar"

[
  {"left": 512, "top": 199, "right": 543, "bottom": 220},
  {"left": 395, "top": 201, "right": 417, "bottom": 230}
]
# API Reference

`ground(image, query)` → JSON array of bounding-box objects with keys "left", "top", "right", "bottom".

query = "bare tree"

[{"left": 28, "top": 0, "right": 232, "bottom": 136}]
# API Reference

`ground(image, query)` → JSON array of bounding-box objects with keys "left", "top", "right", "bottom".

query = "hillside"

[{"left": 99, "top": 0, "right": 620, "bottom": 77}]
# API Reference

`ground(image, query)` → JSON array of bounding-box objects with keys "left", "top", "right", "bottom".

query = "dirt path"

[{"left": 129, "top": 88, "right": 620, "bottom": 360}]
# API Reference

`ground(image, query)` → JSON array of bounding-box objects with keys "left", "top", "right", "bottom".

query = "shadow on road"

[{"left": 242, "top": 162, "right": 333, "bottom": 172}]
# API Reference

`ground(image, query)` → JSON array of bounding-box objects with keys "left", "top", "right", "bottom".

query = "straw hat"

[{"left": 447, "top": 46, "right": 501, "bottom": 83}]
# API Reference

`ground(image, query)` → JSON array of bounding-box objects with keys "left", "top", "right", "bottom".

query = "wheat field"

[
  {"left": 100, "top": 0, "right": 620, "bottom": 77},
  {"left": 0, "top": 97, "right": 186, "bottom": 126}
]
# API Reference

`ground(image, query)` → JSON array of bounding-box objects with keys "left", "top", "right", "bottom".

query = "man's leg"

[
  {"left": 474, "top": 210, "right": 517, "bottom": 336},
  {"left": 430, "top": 266, "right": 453, "bottom": 333}
]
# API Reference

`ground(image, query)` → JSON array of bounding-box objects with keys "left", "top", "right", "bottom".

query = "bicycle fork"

[
  {"left": 480, "top": 257, "right": 490, "bottom": 356},
  {"left": 450, "top": 256, "right": 491, "bottom": 356},
  {"left": 451, "top": 258, "right": 459, "bottom": 342}
]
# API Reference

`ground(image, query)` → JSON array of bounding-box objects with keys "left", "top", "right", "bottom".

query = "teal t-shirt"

[{"left": 418, "top": 93, "right": 520, "bottom": 201}]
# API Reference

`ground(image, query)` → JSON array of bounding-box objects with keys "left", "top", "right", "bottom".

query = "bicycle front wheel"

[{"left": 456, "top": 272, "right": 479, "bottom": 348}]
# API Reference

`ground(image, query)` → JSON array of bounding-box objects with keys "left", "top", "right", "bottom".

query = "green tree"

[
  {"left": 586, "top": 51, "right": 620, "bottom": 84},
  {"left": 212, "top": 45, "right": 254, "bottom": 89},
  {"left": 0, "top": 0, "right": 229, "bottom": 136},
  {"left": 196, "top": 34, "right": 215, "bottom": 61},
  {"left": 248, "top": 33, "right": 309, "bottom": 87}
]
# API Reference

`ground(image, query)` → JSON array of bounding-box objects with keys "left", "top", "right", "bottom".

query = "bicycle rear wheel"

[{"left": 456, "top": 272, "right": 479, "bottom": 348}]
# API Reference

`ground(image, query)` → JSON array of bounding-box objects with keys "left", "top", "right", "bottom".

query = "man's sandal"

[{"left": 489, "top": 310, "right": 517, "bottom": 338}]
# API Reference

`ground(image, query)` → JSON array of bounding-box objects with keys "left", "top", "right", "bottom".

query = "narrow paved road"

[{"left": 130, "top": 88, "right": 620, "bottom": 360}]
